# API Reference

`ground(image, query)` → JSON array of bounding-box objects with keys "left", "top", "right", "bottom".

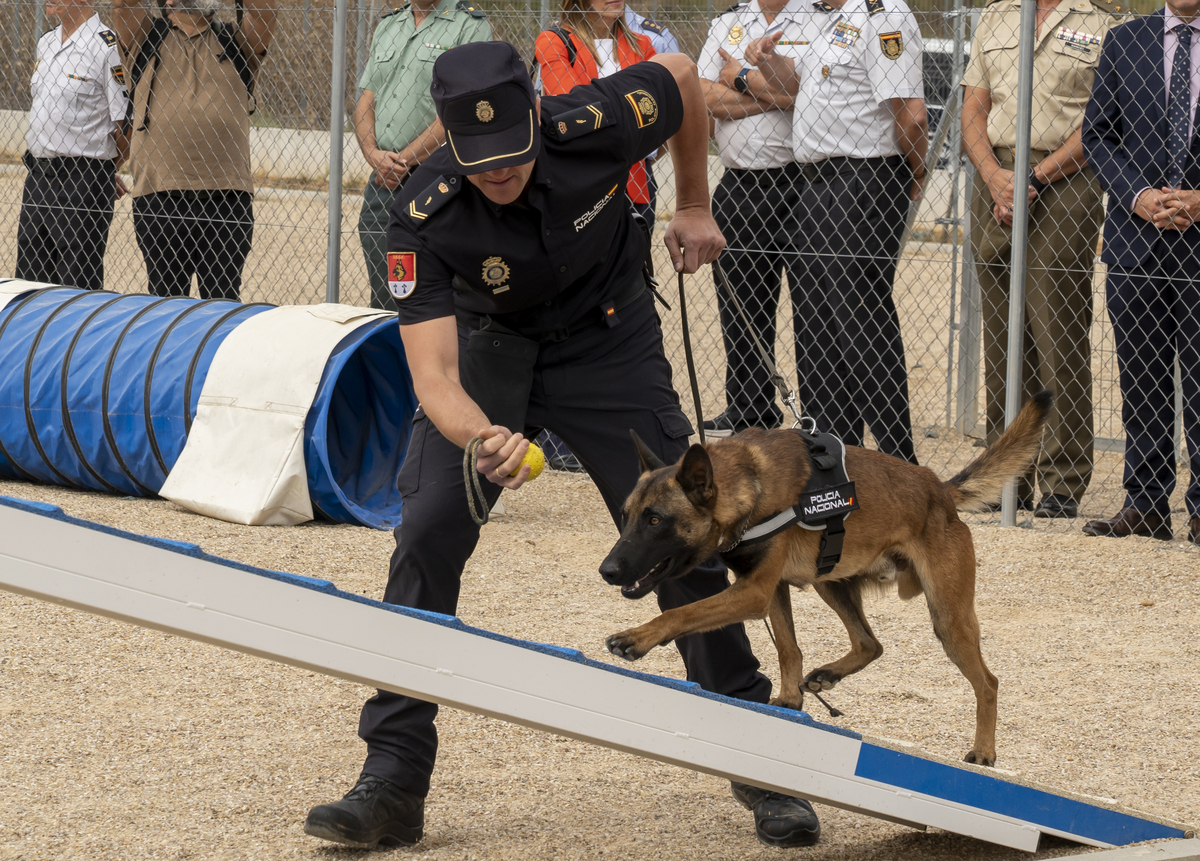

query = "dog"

[{"left": 598, "top": 392, "right": 1052, "bottom": 767}]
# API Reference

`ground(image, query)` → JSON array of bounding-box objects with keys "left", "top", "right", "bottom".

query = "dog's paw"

[
  {"left": 963, "top": 749, "right": 996, "bottom": 767},
  {"left": 605, "top": 631, "right": 649, "bottom": 661},
  {"left": 769, "top": 690, "right": 805, "bottom": 711},
  {"left": 802, "top": 668, "right": 842, "bottom": 693}
]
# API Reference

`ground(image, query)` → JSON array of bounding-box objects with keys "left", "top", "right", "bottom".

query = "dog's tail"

[{"left": 945, "top": 391, "right": 1053, "bottom": 511}]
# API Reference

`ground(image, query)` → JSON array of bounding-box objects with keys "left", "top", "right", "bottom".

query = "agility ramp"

[{"left": 0, "top": 495, "right": 1192, "bottom": 854}]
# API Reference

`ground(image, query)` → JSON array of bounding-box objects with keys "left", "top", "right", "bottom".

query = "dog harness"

[{"left": 734, "top": 429, "right": 859, "bottom": 575}]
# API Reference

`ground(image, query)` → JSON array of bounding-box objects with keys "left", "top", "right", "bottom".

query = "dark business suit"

[{"left": 1082, "top": 9, "right": 1200, "bottom": 522}]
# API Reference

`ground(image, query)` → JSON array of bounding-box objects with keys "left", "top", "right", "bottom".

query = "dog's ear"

[
  {"left": 630, "top": 430, "right": 666, "bottom": 473},
  {"left": 676, "top": 444, "right": 716, "bottom": 507}
]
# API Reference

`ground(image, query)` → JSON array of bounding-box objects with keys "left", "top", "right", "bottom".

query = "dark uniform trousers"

[
  {"left": 1106, "top": 226, "right": 1200, "bottom": 520},
  {"left": 131, "top": 189, "right": 254, "bottom": 301},
  {"left": 358, "top": 293, "right": 773, "bottom": 797},
  {"left": 791, "top": 154, "right": 917, "bottom": 463},
  {"left": 972, "top": 148, "right": 1100, "bottom": 503},
  {"left": 15, "top": 154, "right": 117, "bottom": 292},
  {"left": 358, "top": 173, "right": 414, "bottom": 313},
  {"left": 712, "top": 163, "right": 801, "bottom": 429}
]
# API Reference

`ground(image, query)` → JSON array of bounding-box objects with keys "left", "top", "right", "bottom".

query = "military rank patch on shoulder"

[
  {"left": 624, "top": 90, "right": 658, "bottom": 128},
  {"left": 640, "top": 17, "right": 665, "bottom": 34},
  {"left": 112, "top": 65, "right": 126, "bottom": 86},
  {"left": 456, "top": 0, "right": 486, "bottom": 17},
  {"left": 408, "top": 175, "right": 460, "bottom": 223},
  {"left": 98, "top": 28, "right": 118, "bottom": 46},
  {"left": 551, "top": 102, "right": 614, "bottom": 140},
  {"left": 866, "top": 0, "right": 885, "bottom": 14},
  {"left": 388, "top": 251, "right": 417, "bottom": 299},
  {"left": 879, "top": 31, "right": 903, "bottom": 59}
]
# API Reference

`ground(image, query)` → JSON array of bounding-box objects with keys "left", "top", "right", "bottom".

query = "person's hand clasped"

[
  {"left": 1149, "top": 188, "right": 1200, "bottom": 231},
  {"left": 665, "top": 208, "right": 727, "bottom": 274},
  {"left": 370, "top": 148, "right": 408, "bottom": 190},
  {"left": 473, "top": 426, "right": 536, "bottom": 489}
]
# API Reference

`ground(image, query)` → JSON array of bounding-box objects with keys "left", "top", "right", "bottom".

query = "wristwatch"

[
  {"left": 1029, "top": 170, "right": 1049, "bottom": 195},
  {"left": 734, "top": 68, "right": 751, "bottom": 94}
]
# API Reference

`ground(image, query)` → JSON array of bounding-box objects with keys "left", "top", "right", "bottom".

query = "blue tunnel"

[{"left": 0, "top": 285, "right": 416, "bottom": 529}]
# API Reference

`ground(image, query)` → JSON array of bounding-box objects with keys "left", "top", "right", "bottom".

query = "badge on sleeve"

[
  {"left": 387, "top": 251, "right": 417, "bottom": 299},
  {"left": 624, "top": 90, "right": 659, "bottom": 128},
  {"left": 112, "top": 65, "right": 126, "bottom": 87},
  {"left": 879, "top": 31, "right": 904, "bottom": 59}
]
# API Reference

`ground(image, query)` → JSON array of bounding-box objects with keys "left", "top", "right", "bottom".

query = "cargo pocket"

[
  {"left": 395, "top": 407, "right": 428, "bottom": 496},
  {"left": 655, "top": 404, "right": 695, "bottom": 442}
]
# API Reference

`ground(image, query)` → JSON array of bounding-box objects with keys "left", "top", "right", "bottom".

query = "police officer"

[
  {"left": 303, "top": 41, "right": 821, "bottom": 851},
  {"left": 743, "top": 0, "right": 927, "bottom": 462},
  {"left": 698, "top": 0, "right": 804, "bottom": 436},
  {"left": 625, "top": 5, "right": 680, "bottom": 53},
  {"left": 963, "top": 0, "right": 1122, "bottom": 518},
  {"left": 354, "top": 0, "right": 491, "bottom": 312},
  {"left": 16, "top": 0, "right": 129, "bottom": 292}
]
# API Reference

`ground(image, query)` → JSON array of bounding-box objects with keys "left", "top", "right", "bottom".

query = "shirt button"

[
  {"left": 559, "top": 266, "right": 566, "bottom": 273},
  {"left": 545, "top": 229, "right": 551, "bottom": 235}
]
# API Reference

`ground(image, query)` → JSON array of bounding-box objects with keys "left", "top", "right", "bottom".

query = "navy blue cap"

[{"left": 432, "top": 42, "right": 541, "bottom": 173}]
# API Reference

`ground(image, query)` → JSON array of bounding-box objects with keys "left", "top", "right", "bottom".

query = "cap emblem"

[{"left": 476, "top": 100, "right": 495, "bottom": 122}]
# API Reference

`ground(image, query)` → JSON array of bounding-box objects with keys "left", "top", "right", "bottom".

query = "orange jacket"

[{"left": 535, "top": 26, "right": 656, "bottom": 204}]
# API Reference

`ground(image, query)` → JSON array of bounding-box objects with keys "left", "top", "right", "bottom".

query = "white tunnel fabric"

[{"left": 159, "top": 303, "right": 393, "bottom": 526}]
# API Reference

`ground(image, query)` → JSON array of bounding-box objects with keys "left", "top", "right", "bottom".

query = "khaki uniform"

[
  {"left": 962, "top": 0, "right": 1123, "bottom": 504},
  {"left": 356, "top": 0, "right": 490, "bottom": 311}
]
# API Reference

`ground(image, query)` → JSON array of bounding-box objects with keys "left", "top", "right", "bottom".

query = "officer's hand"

[
  {"left": 1156, "top": 188, "right": 1199, "bottom": 231},
  {"left": 986, "top": 168, "right": 1035, "bottom": 211},
  {"left": 744, "top": 32, "right": 781, "bottom": 67},
  {"left": 474, "top": 426, "right": 534, "bottom": 489},
  {"left": 370, "top": 149, "right": 409, "bottom": 190},
  {"left": 665, "top": 208, "right": 726, "bottom": 274},
  {"left": 114, "top": 174, "right": 129, "bottom": 200},
  {"left": 716, "top": 47, "right": 741, "bottom": 90}
]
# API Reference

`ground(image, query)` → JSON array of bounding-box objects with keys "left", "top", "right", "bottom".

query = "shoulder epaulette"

[
  {"left": 456, "top": 0, "right": 486, "bottom": 17},
  {"left": 866, "top": 0, "right": 885, "bottom": 13},
  {"left": 98, "top": 28, "right": 118, "bottom": 46},
  {"left": 408, "top": 175, "right": 461, "bottom": 224},
  {"left": 722, "top": 2, "right": 748, "bottom": 13},
  {"left": 380, "top": 3, "right": 408, "bottom": 18},
  {"left": 640, "top": 17, "right": 666, "bottom": 34},
  {"left": 1087, "top": 0, "right": 1121, "bottom": 14},
  {"left": 549, "top": 101, "right": 615, "bottom": 142}
]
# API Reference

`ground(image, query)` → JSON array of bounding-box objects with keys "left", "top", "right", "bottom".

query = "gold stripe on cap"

[{"left": 447, "top": 110, "right": 535, "bottom": 168}]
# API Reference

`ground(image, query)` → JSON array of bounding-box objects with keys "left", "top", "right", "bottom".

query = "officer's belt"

[
  {"left": 994, "top": 147, "right": 1051, "bottom": 169},
  {"left": 732, "top": 428, "right": 859, "bottom": 576},
  {"left": 21, "top": 152, "right": 115, "bottom": 176},
  {"left": 725, "top": 162, "right": 802, "bottom": 186},
  {"left": 528, "top": 273, "right": 647, "bottom": 344},
  {"left": 799, "top": 154, "right": 903, "bottom": 184}
]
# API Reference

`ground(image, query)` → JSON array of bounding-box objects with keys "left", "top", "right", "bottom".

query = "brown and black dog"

[{"left": 599, "top": 392, "right": 1052, "bottom": 767}]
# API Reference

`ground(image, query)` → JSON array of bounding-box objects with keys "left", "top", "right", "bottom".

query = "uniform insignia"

[
  {"left": 98, "top": 28, "right": 117, "bottom": 46},
  {"left": 723, "top": 2, "right": 748, "bottom": 12},
  {"left": 879, "top": 31, "right": 903, "bottom": 58},
  {"left": 476, "top": 100, "right": 495, "bottom": 122},
  {"left": 455, "top": 0, "right": 487, "bottom": 16},
  {"left": 822, "top": 64, "right": 830, "bottom": 77},
  {"left": 813, "top": 1, "right": 836, "bottom": 11},
  {"left": 408, "top": 175, "right": 460, "bottom": 223},
  {"left": 112, "top": 65, "right": 126, "bottom": 86},
  {"left": 866, "top": 0, "right": 885, "bottom": 13},
  {"left": 728, "top": 24, "right": 744, "bottom": 44},
  {"left": 387, "top": 251, "right": 417, "bottom": 299},
  {"left": 482, "top": 256, "right": 511, "bottom": 292},
  {"left": 640, "top": 18, "right": 665, "bottom": 34},
  {"left": 830, "top": 21, "right": 860, "bottom": 48},
  {"left": 624, "top": 90, "right": 658, "bottom": 129},
  {"left": 574, "top": 183, "right": 620, "bottom": 232},
  {"left": 1055, "top": 26, "right": 1102, "bottom": 50},
  {"left": 550, "top": 103, "right": 612, "bottom": 140}
]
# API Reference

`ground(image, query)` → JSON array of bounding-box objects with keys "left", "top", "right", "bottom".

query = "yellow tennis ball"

[{"left": 510, "top": 442, "right": 545, "bottom": 481}]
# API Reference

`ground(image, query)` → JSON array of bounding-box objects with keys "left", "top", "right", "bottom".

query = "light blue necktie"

[{"left": 1167, "top": 23, "right": 1194, "bottom": 188}]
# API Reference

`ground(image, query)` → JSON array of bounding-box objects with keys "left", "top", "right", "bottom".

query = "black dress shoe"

[
  {"left": 1082, "top": 508, "right": 1173, "bottom": 541},
  {"left": 983, "top": 496, "right": 1034, "bottom": 513},
  {"left": 702, "top": 410, "right": 783, "bottom": 439},
  {"left": 1034, "top": 493, "right": 1078, "bottom": 519},
  {"left": 304, "top": 773, "right": 424, "bottom": 848},
  {"left": 731, "top": 781, "right": 821, "bottom": 848},
  {"left": 1188, "top": 515, "right": 1199, "bottom": 545},
  {"left": 548, "top": 452, "right": 586, "bottom": 473}
]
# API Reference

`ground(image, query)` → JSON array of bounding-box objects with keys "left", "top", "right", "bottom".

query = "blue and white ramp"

[{"left": 0, "top": 495, "right": 1192, "bottom": 853}]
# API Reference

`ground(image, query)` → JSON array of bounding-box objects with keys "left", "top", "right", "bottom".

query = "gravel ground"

[{"left": 1, "top": 471, "right": 1197, "bottom": 861}]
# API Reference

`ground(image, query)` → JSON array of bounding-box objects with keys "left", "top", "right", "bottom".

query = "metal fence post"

[
  {"left": 999, "top": 0, "right": 1038, "bottom": 527},
  {"left": 326, "top": 0, "right": 350, "bottom": 305}
]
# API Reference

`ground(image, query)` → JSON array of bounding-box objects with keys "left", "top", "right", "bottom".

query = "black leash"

[
  {"left": 464, "top": 437, "right": 491, "bottom": 526},
  {"left": 677, "top": 270, "right": 706, "bottom": 445},
  {"left": 762, "top": 619, "right": 844, "bottom": 718}
]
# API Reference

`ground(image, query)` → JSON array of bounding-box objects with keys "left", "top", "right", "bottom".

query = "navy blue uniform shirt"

[{"left": 386, "top": 60, "right": 683, "bottom": 334}]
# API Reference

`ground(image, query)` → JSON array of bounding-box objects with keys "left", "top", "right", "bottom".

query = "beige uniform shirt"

[
  {"left": 962, "top": 0, "right": 1123, "bottom": 152},
  {"left": 125, "top": 22, "right": 258, "bottom": 197}
]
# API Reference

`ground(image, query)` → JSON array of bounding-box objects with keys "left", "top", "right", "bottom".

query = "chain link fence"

[{"left": 1, "top": 0, "right": 1195, "bottom": 543}]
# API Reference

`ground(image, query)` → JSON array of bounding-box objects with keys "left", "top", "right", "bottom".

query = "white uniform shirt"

[
  {"left": 27, "top": 14, "right": 128, "bottom": 160},
  {"left": 774, "top": 0, "right": 923, "bottom": 163},
  {"left": 699, "top": 0, "right": 807, "bottom": 169}
]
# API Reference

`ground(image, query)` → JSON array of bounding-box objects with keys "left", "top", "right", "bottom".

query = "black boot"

[
  {"left": 731, "top": 781, "right": 821, "bottom": 848},
  {"left": 304, "top": 773, "right": 424, "bottom": 848}
]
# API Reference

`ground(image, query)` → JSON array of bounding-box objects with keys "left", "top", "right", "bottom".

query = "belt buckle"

[{"left": 542, "top": 327, "right": 569, "bottom": 344}]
